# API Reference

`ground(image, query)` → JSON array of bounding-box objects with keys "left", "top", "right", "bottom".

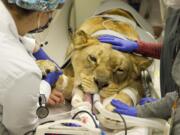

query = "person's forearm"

[
  {"left": 136, "top": 40, "right": 162, "bottom": 59},
  {"left": 136, "top": 92, "right": 177, "bottom": 119}
]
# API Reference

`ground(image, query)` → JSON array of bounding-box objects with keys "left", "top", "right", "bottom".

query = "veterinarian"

[
  {"left": 0, "top": 0, "right": 66, "bottom": 134},
  {"left": 98, "top": 0, "right": 180, "bottom": 134}
]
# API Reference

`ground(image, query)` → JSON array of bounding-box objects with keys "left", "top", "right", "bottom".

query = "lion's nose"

[{"left": 94, "top": 78, "right": 109, "bottom": 89}]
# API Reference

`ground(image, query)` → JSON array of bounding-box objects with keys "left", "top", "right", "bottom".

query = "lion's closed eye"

[
  {"left": 113, "top": 67, "right": 127, "bottom": 83},
  {"left": 87, "top": 54, "right": 97, "bottom": 64},
  {"left": 113, "top": 67, "right": 125, "bottom": 74},
  {"left": 115, "top": 68, "right": 124, "bottom": 75}
]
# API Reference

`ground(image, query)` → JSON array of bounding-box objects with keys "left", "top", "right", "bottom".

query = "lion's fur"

[{"left": 65, "top": 30, "right": 152, "bottom": 106}]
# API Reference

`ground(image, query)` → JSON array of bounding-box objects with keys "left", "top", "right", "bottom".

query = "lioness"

[
  {"left": 56, "top": 6, "right": 153, "bottom": 108},
  {"left": 61, "top": 30, "right": 152, "bottom": 107}
]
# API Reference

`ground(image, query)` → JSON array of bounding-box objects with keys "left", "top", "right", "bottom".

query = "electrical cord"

[
  {"left": 40, "top": 120, "right": 55, "bottom": 125},
  {"left": 67, "top": 0, "right": 75, "bottom": 40},
  {"left": 117, "top": 113, "right": 127, "bottom": 135},
  {"left": 71, "top": 110, "right": 99, "bottom": 128},
  {"left": 24, "top": 129, "right": 36, "bottom": 135}
]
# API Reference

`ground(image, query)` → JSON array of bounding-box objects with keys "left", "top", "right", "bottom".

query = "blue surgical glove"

[
  {"left": 44, "top": 70, "right": 62, "bottom": 87},
  {"left": 33, "top": 48, "right": 50, "bottom": 60},
  {"left": 139, "top": 97, "right": 158, "bottom": 105},
  {"left": 111, "top": 99, "right": 137, "bottom": 117},
  {"left": 33, "top": 47, "right": 61, "bottom": 70},
  {"left": 98, "top": 35, "right": 138, "bottom": 52}
]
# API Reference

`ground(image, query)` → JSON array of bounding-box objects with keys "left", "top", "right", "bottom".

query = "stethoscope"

[{"left": 36, "top": 94, "right": 49, "bottom": 119}]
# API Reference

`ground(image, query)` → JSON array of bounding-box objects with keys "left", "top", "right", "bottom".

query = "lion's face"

[
  {"left": 71, "top": 31, "right": 152, "bottom": 98},
  {"left": 72, "top": 43, "right": 112, "bottom": 94}
]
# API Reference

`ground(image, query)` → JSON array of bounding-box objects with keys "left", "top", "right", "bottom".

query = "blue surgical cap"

[{"left": 8, "top": 0, "right": 65, "bottom": 11}]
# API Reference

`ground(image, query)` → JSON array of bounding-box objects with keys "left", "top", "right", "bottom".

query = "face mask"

[{"left": 28, "top": 13, "right": 53, "bottom": 34}]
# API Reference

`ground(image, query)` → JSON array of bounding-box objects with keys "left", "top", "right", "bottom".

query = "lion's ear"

[
  {"left": 72, "top": 30, "right": 99, "bottom": 49},
  {"left": 130, "top": 55, "right": 153, "bottom": 76},
  {"left": 73, "top": 30, "right": 88, "bottom": 46},
  {"left": 137, "top": 56, "right": 153, "bottom": 71}
]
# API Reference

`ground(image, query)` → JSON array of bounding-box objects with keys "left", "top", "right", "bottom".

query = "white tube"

[
  {"left": 93, "top": 94, "right": 170, "bottom": 135},
  {"left": 71, "top": 88, "right": 84, "bottom": 107}
]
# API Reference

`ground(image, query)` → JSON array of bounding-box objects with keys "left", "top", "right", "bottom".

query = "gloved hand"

[
  {"left": 98, "top": 35, "right": 138, "bottom": 52},
  {"left": 33, "top": 48, "right": 50, "bottom": 60},
  {"left": 111, "top": 99, "right": 137, "bottom": 116},
  {"left": 139, "top": 97, "right": 158, "bottom": 105},
  {"left": 44, "top": 70, "right": 62, "bottom": 87},
  {"left": 33, "top": 47, "right": 61, "bottom": 70}
]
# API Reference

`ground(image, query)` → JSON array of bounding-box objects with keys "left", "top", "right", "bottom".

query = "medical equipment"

[
  {"left": 35, "top": 118, "right": 103, "bottom": 135},
  {"left": 93, "top": 94, "right": 170, "bottom": 135},
  {"left": 36, "top": 99, "right": 104, "bottom": 135},
  {"left": 36, "top": 94, "right": 49, "bottom": 119}
]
